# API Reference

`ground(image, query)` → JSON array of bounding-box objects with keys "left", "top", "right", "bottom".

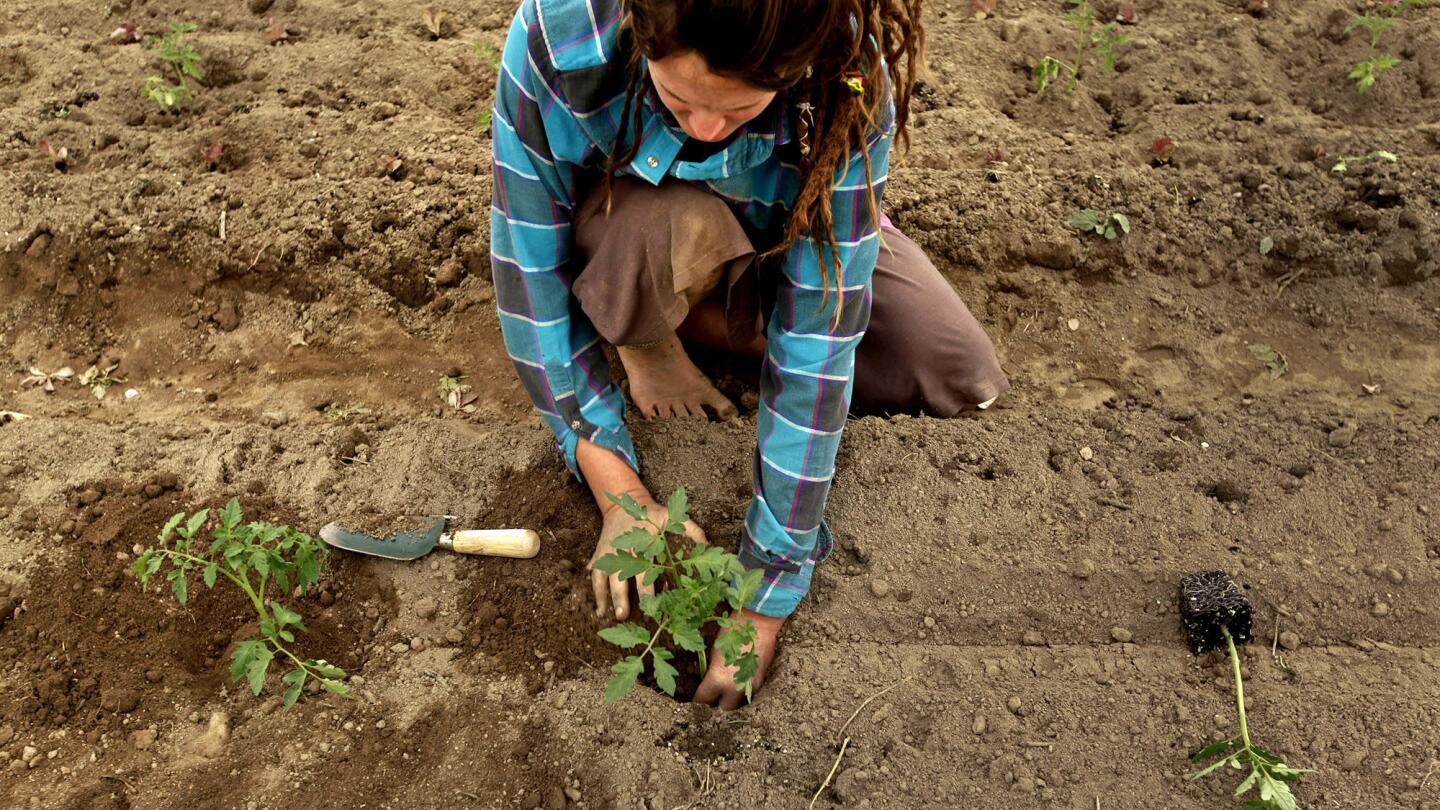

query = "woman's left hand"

[{"left": 693, "top": 609, "right": 785, "bottom": 710}]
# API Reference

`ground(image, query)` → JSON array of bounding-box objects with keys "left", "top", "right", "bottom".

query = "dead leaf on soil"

[
  {"left": 1361, "top": 383, "right": 1380, "bottom": 395},
  {"left": 1247, "top": 343, "right": 1288, "bottom": 380},
  {"left": 422, "top": 7, "right": 450, "bottom": 39}
]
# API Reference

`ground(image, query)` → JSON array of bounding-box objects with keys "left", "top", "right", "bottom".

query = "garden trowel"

[{"left": 319, "top": 518, "right": 540, "bottom": 561}]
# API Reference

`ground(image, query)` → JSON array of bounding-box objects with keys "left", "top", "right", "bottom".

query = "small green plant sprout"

[
  {"left": 438, "top": 371, "right": 477, "bottom": 412},
  {"left": 1330, "top": 149, "right": 1398, "bottom": 173},
  {"left": 133, "top": 499, "right": 349, "bottom": 709},
  {"left": 1247, "top": 343, "right": 1288, "bottom": 380},
  {"left": 1068, "top": 208, "right": 1131, "bottom": 240},
  {"left": 143, "top": 22, "right": 202, "bottom": 111},
  {"left": 1181, "top": 571, "right": 1310, "bottom": 809},
  {"left": 1345, "top": 0, "right": 1425, "bottom": 94},
  {"left": 1034, "top": 0, "right": 1130, "bottom": 97},
  {"left": 593, "top": 488, "right": 764, "bottom": 704},
  {"left": 78, "top": 364, "right": 125, "bottom": 399}
]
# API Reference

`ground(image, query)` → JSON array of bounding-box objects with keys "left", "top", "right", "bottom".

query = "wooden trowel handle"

[{"left": 447, "top": 529, "right": 540, "bottom": 559}]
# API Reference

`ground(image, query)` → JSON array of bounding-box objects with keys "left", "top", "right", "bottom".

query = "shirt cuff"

[
  {"left": 551, "top": 417, "right": 639, "bottom": 483},
  {"left": 738, "top": 521, "right": 833, "bottom": 618}
]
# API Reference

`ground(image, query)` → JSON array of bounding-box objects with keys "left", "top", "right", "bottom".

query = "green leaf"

[
  {"left": 170, "top": 570, "right": 188, "bottom": 604},
  {"left": 160, "top": 512, "right": 185, "bottom": 543},
  {"left": 1190, "top": 753, "right": 1237, "bottom": 780},
  {"left": 306, "top": 659, "right": 346, "bottom": 679},
  {"left": 219, "top": 498, "right": 243, "bottom": 531},
  {"left": 245, "top": 644, "right": 274, "bottom": 696},
  {"left": 1067, "top": 209, "right": 1100, "bottom": 233},
  {"left": 270, "top": 602, "right": 306, "bottom": 632},
  {"left": 295, "top": 543, "right": 320, "bottom": 587},
  {"left": 652, "top": 649, "right": 679, "bottom": 696},
  {"left": 1233, "top": 767, "right": 1260, "bottom": 797},
  {"left": 603, "top": 492, "right": 648, "bottom": 521},
  {"left": 230, "top": 639, "right": 267, "bottom": 684},
  {"left": 665, "top": 488, "right": 689, "bottom": 526},
  {"left": 282, "top": 669, "right": 305, "bottom": 710},
  {"left": 670, "top": 621, "right": 707, "bottom": 653},
  {"left": 598, "top": 622, "right": 651, "bottom": 649},
  {"left": 1112, "top": 213, "right": 1130, "bottom": 235},
  {"left": 250, "top": 548, "right": 269, "bottom": 577},
  {"left": 604, "top": 655, "right": 644, "bottom": 704},
  {"left": 593, "top": 552, "right": 650, "bottom": 581},
  {"left": 203, "top": 563, "right": 218, "bottom": 588},
  {"left": 733, "top": 650, "right": 759, "bottom": 688},
  {"left": 1192, "top": 738, "right": 1238, "bottom": 761},
  {"left": 1259, "top": 236, "right": 1274, "bottom": 256},
  {"left": 611, "top": 528, "right": 655, "bottom": 553},
  {"left": 320, "top": 678, "right": 350, "bottom": 696},
  {"left": 185, "top": 509, "right": 210, "bottom": 538}
]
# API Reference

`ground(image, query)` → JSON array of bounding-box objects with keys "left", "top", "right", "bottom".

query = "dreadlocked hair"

[{"left": 604, "top": 0, "right": 926, "bottom": 314}]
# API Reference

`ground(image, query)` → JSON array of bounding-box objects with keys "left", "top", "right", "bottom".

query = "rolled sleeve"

[{"left": 742, "top": 126, "right": 893, "bottom": 618}]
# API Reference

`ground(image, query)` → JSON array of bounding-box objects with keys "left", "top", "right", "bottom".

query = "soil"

[{"left": 3, "top": 0, "right": 1439, "bottom": 808}]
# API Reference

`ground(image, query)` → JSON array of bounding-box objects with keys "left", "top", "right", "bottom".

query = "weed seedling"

[
  {"left": 143, "top": 22, "right": 202, "bottom": 111},
  {"left": 35, "top": 139, "right": 69, "bottom": 171},
  {"left": 1068, "top": 208, "right": 1130, "bottom": 240},
  {"left": 1035, "top": 0, "right": 1130, "bottom": 97},
  {"left": 1346, "top": 0, "right": 1425, "bottom": 94},
  {"left": 110, "top": 23, "right": 141, "bottom": 44},
  {"left": 1330, "top": 150, "right": 1398, "bottom": 173},
  {"left": 133, "top": 500, "right": 349, "bottom": 709},
  {"left": 438, "top": 372, "right": 477, "bottom": 412},
  {"left": 21, "top": 366, "right": 73, "bottom": 392},
  {"left": 1181, "top": 571, "right": 1310, "bottom": 809},
  {"left": 594, "top": 488, "right": 764, "bottom": 703},
  {"left": 77, "top": 365, "right": 125, "bottom": 399}
]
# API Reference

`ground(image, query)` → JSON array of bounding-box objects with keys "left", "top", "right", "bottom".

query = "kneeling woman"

[{"left": 490, "top": 0, "right": 1008, "bottom": 708}]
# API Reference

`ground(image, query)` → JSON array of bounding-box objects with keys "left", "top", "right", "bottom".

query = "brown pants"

[{"left": 572, "top": 177, "right": 1010, "bottom": 417}]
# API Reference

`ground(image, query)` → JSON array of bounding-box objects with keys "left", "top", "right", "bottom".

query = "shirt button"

[{"left": 645, "top": 155, "right": 659, "bottom": 168}]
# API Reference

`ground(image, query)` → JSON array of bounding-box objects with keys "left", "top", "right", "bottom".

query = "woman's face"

[{"left": 647, "top": 51, "right": 777, "bottom": 142}]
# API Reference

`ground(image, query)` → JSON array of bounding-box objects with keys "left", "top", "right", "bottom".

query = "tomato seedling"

[
  {"left": 1035, "top": 0, "right": 1130, "bottom": 97},
  {"left": 143, "top": 22, "right": 202, "bottom": 111},
  {"left": 593, "top": 488, "right": 763, "bottom": 703},
  {"left": 1182, "top": 571, "right": 1310, "bottom": 809},
  {"left": 1345, "top": 0, "right": 1425, "bottom": 94},
  {"left": 133, "top": 499, "right": 349, "bottom": 709}
]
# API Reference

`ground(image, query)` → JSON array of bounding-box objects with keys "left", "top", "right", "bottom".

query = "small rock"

[
  {"left": 130, "top": 728, "right": 157, "bottom": 752},
  {"left": 0, "top": 725, "right": 13, "bottom": 745},
  {"left": 1328, "top": 424, "right": 1357, "bottom": 448},
  {"left": 1071, "top": 560, "right": 1095, "bottom": 579},
  {"left": 1022, "top": 630, "right": 1046, "bottom": 646},
  {"left": 1000, "top": 20, "right": 1021, "bottom": 42},
  {"left": 1341, "top": 750, "right": 1367, "bottom": 771},
  {"left": 434, "top": 259, "right": 464, "bottom": 288},
  {"left": 1067, "top": 318, "right": 1080, "bottom": 332},
  {"left": 1006, "top": 696, "right": 1022, "bottom": 714},
  {"left": 247, "top": 0, "right": 275, "bottom": 13},
  {"left": 1110, "top": 626, "right": 1133, "bottom": 643},
  {"left": 1278, "top": 631, "right": 1301, "bottom": 651},
  {"left": 1371, "top": 602, "right": 1391, "bottom": 617},
  {"left": 389, "top": 642, "right": 409, "bottom": 654},
  {"left": 409, "top": 636, "right": 426, "bottom": 651},
  {"left": 972, "top": 715, "right": 987, "bottom": 735},
  {"left": 543, "top": 786, "right": 567, "bottom": 810},
  {"left": 869, "top": 579, "right": 891, "bottom": 599},
  {"left": 192, "top": 712, "right": 229, "bottom": 759},
  {"left": 22, "top": 745, "right": 38, "bottom": 762},
  {"left": 1078, "top": 446, "right": 1094, "bottom": 461},
  {"left": 414, "top": 597, "right": 438, "bottom": 620}
]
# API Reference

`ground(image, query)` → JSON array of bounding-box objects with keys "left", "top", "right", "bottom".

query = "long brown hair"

[{"left": 606, "top": 0, "right": 925, "bottom": 307}]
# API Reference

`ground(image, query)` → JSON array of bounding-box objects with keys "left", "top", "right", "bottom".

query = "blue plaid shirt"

[{"left": 491, "top": 0, "right": 893, "bottom": 617}]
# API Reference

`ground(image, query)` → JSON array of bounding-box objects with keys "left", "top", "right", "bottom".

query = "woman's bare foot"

[{"left": 616, "top": 333, "right": 739, "bottom": 420}]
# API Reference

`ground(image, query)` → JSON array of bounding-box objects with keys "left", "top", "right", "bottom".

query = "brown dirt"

[{"left": 3, "top": 0, "right": 1440, "bottom": 808}]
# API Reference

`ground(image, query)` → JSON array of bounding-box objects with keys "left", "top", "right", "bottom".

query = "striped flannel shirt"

[{"left": 490, "top": 0, "right": 894, "bottom": 618}]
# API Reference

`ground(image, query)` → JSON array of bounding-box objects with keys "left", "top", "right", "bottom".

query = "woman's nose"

[{"left": 688, "top": 112, "right": 728, "bottom": 142}]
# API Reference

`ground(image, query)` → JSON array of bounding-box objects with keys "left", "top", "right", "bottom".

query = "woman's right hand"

[{"left": 588, "top": 496, "right": 708, "bottom": 621}]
